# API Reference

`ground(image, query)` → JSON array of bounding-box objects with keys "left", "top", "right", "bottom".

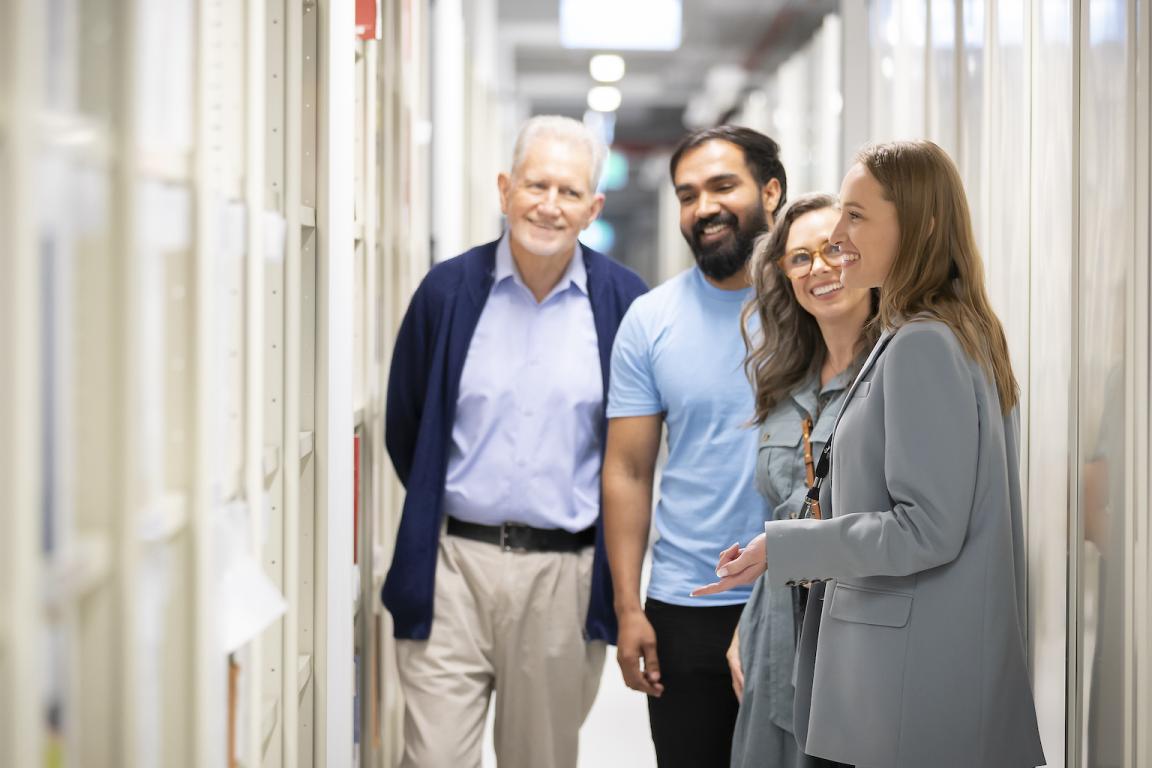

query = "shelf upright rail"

[
  {"left": 1, "top": 0, "right": 43, "bottom": 762},
  {"left": 262, "top": 0, "right": 290, "bottom": 763},
  {"left": 359, "top": 31, "right": 380, "bottom": 768},
  {"left": 1134, "top": 4, "right": 1152, "bottom": 765},
  {"left": 282, "top": 0, "right": 305, "bottom": 763},
  {"left": 245, "top": 0, "right": 269, "bottom": 765},
  {"left": 116, "top": 0, "right": 144, "bottom": 764},
  {"left": 314, "top": 1, "right": 355, "bottom": 764},
  {"left": 194, "top": 0, "right": 227, "bottom": 763}
]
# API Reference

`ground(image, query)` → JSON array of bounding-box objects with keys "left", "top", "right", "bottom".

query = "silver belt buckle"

[{"left": 499, "top": 523, "right": 527, "bottom": 553}]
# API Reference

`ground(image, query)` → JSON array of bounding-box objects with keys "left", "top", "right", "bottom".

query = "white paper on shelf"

[{"left": 215, "top": 501, "right": 287, "bottom": 654}]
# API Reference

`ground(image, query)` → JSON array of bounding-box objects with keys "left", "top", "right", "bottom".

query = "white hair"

[{"left": 509, "top": 115, "right": 608, "bottom": 191}]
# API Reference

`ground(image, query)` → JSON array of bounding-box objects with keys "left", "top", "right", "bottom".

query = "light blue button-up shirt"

[{"left": 442, "top": 233, "right": 604, "bottom": 532}]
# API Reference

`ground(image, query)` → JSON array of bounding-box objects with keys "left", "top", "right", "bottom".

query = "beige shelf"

[
  {"left": 298, "top": 431, "right": 314, "bottom": 461},
  {"left": 39, "top": 109, "right": 113, "bottom": 162},
  {"left": 263, "top": 444, "right": 281, "bottom": 483},
  {"left": 43, "top": 534, "right": 112, "bottom": 616},
  {"left": 137, "top": 493, "right": 189, "bottom": 543},
  {"left": 298, "top": 654, "right": 313, "bottom": 699},
  {"left": 262, "top": 695, "right": 280, "bottom": 759}
]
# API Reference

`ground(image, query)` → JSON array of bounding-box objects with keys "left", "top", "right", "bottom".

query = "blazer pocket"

[
  {"left": 849, "top": 381, "right": 871, "bottom": 398},
  {"left": 828, "top": 583, "right": 912, "bottom": 628}
]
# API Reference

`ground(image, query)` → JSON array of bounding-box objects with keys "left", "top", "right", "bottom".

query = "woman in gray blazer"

[{"left": 694, "top": 141, "right": 1046, "bottom": 768}]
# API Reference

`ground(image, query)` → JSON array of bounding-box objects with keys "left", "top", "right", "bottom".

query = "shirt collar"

[
  {"left": 819, "top": 364, "right": 855, "bottom": 395},
  {"left": 790, "top": 360, "right": 857, "bottom": 417},
  {"left": 495, "top": 231, "right": 588, "bottom": 297}
]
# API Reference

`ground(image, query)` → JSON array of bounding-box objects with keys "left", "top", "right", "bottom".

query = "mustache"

[{"left": 692, "top": 212, "right": 739, "bottom": 241}]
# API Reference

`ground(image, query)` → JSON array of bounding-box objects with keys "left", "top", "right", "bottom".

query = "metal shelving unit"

[{"left": 1, "top": 0, "right": 362, "bottom": 766}]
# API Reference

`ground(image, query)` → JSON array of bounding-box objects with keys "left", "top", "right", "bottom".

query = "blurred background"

[{"left": 1, "top": 1, "right": 1149, "bottom": 767}]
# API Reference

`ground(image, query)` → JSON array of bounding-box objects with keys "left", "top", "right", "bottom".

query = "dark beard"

[{"left": 687, "top": 207, "right": 768, "bottom": 281}]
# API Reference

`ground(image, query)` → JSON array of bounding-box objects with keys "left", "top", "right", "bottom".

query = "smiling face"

[
  {"left": 786, "top": 207, "right": 873, "bottom": 326},
  {"left": 673, "top": 139, "right": 780, "bottom": 283},
  {"left": 498, "top": 135, "right": 604, "bottom": 264},
  {"left": 831, "top": 162, "right": 901, "bottom": 290}
]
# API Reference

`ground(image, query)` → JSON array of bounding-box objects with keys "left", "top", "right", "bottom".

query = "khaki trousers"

[{"left": 396, "top": 532, "right": 606, "bottom": 768}]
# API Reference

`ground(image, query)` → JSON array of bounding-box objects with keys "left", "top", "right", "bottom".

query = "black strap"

[
  {"left": 798, "top": 441, "right": 832, "bottom": 520},
  {"left": 797, "top": 330, "right": 896, "bottom": 520}
]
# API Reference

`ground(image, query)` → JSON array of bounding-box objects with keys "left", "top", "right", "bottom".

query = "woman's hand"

[
  {"left": 726, "top": 628, "right": 744, "bottom": 703},
  {"left": 690, "top": 534, "right": 767, "bottom": 597}
]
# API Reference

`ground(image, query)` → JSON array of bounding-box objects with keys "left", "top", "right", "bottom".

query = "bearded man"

[{"left": 602, "top": 126, "right": 787, "bottom": 767}]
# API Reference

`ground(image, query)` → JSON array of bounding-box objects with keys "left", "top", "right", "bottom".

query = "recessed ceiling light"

[
  {"left": 587, "top": 85, "right": 622, "bottom": 113},
  {"left": 590, "top": 54, "right": 626, "bottom": 83},
  {"left": 561, "top": 0, "right": 681, "bottom": 50}
]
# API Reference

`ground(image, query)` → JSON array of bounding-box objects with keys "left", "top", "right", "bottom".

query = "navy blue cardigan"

[{"left": 382, "top": 239, "right": 648, "bottom": 641}]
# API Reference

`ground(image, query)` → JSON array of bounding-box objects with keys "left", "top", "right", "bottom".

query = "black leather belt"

[{"left": 446, "top": 517, "right": 595, "bottom": 553}]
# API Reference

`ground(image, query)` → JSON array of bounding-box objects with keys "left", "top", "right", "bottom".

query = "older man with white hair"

[{"left": 382, "top": 115, "right": 647, "bottom": 768}]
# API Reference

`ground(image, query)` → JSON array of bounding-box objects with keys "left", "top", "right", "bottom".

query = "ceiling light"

[
  {"left": 590, "top": 54, "right": 626, "bottom": 83},
  {"left": 561, "top": 0, "right": 681, "bottom": 51},
  {"left": 587, "top": 85, "right": 622, "bottom": 113}
]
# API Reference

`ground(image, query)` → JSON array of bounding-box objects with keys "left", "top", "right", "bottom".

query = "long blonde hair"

[
  {"left": 857, "top": 140, "right": 1018, "bottom": 412},
  {"left": 741, "top": 193, "right": 880, "bottom": 424}
]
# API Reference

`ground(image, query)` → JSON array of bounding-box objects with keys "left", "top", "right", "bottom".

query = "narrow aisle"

[
  {"left": 577, "top": 657, "right": 657, "bottom": 767},
  {"left": 480, "top": 653, "right": 656, "bottom": 768}
]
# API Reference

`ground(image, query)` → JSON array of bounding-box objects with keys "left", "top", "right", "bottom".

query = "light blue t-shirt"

[{"left": 607, "top": 267, "right": 766, "bottom": 606}]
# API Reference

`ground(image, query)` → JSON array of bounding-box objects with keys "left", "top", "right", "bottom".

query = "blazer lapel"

[{"left": 831, "top": 328, "right": 895, "bottom": 434}]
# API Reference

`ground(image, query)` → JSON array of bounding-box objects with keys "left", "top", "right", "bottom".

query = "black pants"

[{"left": 644, "top": 599, "right": 743, "bottom": 768}]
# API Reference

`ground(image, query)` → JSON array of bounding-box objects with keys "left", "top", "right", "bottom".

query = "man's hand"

[
  {"left": 616, "top": 608, "right": 664, "bottom": 697},
  {"left": 726, "top": 628, "right": 744, "bottom": 703},
  {"left": 690, "top": 533, "right": 767, "bottom": 597}
]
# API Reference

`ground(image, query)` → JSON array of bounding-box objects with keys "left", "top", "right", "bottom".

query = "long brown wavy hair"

[
  {"left": 741, "top": 193, "right": 880, "bottom": 425},
  {"left": 856, "top": 140, "right": 1018, "bottom": 413}
]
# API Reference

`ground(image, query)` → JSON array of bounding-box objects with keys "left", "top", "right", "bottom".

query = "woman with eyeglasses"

[
  {"left": 726, "top": 193, "right": 876, "bottom": 768},
  {"left": 695, "top": 142, "right": 1045, "bottom": 768}
]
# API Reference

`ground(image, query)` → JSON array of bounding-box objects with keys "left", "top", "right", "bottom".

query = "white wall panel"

[
  {"left": 869, "top": 0, "right": 928, "bottom": 141},
  {"left": 985, "top": 0, "right": 1031, "bottom": 469},
  {"left": 959, "top": 0, "right": 987, "bottom": 240},
  {"left": 1027, "top": 2, "right": 1074, "bottom": 764},
  {"left": 853, "top": 2, "right": 1150, "bottom": 765},
  {"left": 927, "top": 2, "right": 959, "bottom": 157},
  {"left": 1075, "top": 3, "right": 1134, "bottom": 767}
]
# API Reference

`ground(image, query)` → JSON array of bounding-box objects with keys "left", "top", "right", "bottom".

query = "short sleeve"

[{"left": 606, "top": 304, "right": 664, "bottom": 417}]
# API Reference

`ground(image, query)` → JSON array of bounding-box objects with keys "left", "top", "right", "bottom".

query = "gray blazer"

[{"left": 763, "top": 321, "right": 1045, "bottom": 768}]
